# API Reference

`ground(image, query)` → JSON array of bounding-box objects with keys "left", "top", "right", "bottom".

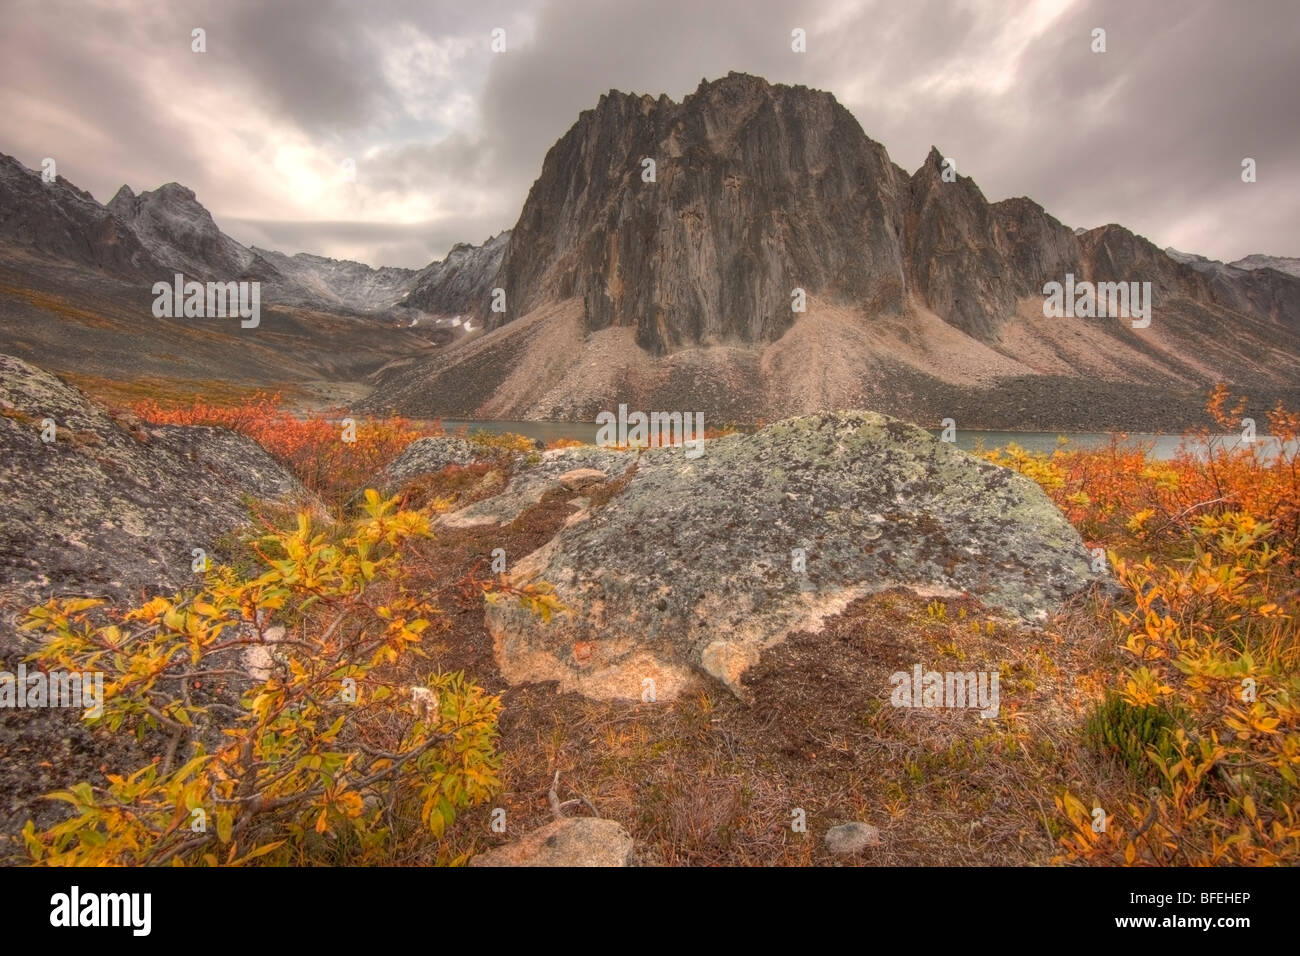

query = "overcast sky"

[{"left": 2, "top": 0, "right": 1295, "bottom": 269}]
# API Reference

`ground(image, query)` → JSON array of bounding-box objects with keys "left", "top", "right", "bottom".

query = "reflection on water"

[{"left": 437, "top": 420, "right": 1296, "bottom": 462}]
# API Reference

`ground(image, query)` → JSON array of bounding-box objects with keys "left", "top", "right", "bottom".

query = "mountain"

[
  {"left": 361, "top": 72, "right": 1300, "bottom": 429},
  {"left": 251, "top": 247, "right": 418, "bottom": 314},
  {"left": 0, "top": 153, "right": 159, "bottom": 277},
  {"left": 1164, "top": 246, "right": 1226, "bottom": 272},
  {"left": 1164, "top": 246, "right": 1300, "bottom": 328},
  {"left": 487, "top": 78, "right": 910, "bottom": 352},
  {"left": 0, "top": 155, "right": 448, "bottom": 403},
  {"left": 0, "top": 153, "right": 517, "bottom": 402},
  {"left": 1229, "top": 254, "right": 1300, "bottom": 279},
  {"left": 107, "top": 182, "right": 265, "bottom": 282},
  {"left": 1168, "top": 247, "right": 1300, "bottom": 281},
  {"left": 3, "top": 72, "right": 1299, "bottom": 430},
  {"left": 402, "top": 232, "right": 509, "bottom": 315},
  {"left": 0, "top": 152, "right": 505, "bottom": 319}
]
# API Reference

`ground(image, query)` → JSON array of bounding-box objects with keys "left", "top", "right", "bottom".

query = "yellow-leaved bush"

[
  {"left": 985, "top": 388, "right": 1300, "bottom": 865},
  {"left": 1055, "top": 512, "right": 1300, "bottom": 865},
  {"left": 21, "top": 490, "right": 503, "bottom": 866}
]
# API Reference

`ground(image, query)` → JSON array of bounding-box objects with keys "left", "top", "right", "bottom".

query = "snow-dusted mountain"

[
  {"left": 1166, "top": 247, "right": 1300, "bottom": 281},
  {"left": 1164, "top": 246, "right": 1225, "bottom": 269},
  {"left": 0, "top": 151, "right": 508, "bottom": 318},
  {"left": 401, "top": 232, "right": 509, "bottom": 314},
  {"left": 1230, "top": 254, "right": 1300, "bottom": 279},
  {"left": 107, "top": 182, "right": 260, "bottom": 282},
  {"left": 251, "top": 247, "right": 418, "bottom": 313}
]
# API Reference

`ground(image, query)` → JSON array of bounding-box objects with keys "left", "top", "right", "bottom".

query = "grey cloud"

[
  {"left": 474, "top": 0, "right": 835, "bottom": 198},
  {"left": 1, "top": 0, "right": 1296, "bottom": 268}
]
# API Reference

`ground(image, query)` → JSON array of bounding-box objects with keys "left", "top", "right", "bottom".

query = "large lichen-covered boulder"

[
  {"left": 0, "top": 353, "right": 312, "bottom": 646},
  {"left": 484, "top": 411, "right": 1103, "bottom": 700}
]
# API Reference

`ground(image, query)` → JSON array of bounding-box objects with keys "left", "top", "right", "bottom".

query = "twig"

[
  {"left": 1146, "top": 497, "right": 1228, "bottom": 539},
  {"left": 548, "top": 770, "right": 564, "bottom": 820},
  {"left": 547, "top": 771, "right": 598, "bottom": 819}
]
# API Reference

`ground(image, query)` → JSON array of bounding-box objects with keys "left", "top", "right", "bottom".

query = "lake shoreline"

[{"left": 433, "top": 418, "right": 1294, "bottom": 462}]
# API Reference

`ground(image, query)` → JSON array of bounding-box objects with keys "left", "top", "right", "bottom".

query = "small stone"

[
  {"left": 557, "top": 468, "right": 607, "bottom": 491},
  {"left": 824, "top": 822, "right": 880, "bottom": 855},
  {"left": 470, "top": 817, "right": 634, "bottom": 867},
  {"left": 410, "top": 686, "right": 440, "bottom": 719}
]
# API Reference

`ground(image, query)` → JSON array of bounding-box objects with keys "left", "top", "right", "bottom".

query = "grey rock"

[
  {"left": 469, "top": 817, "right": 634, "bottom": 867},
  {"left": 383, "top": 436, "right": 488, "bottom": 487},
  {"left": 483, "top": 411, "right": 1104, "bottom": 700},
  {"left": 825, "top": 822, "right": 881, "bottom": 855},
  {"left": 0, "top": 353, "right": 315, "bottom": 651}
]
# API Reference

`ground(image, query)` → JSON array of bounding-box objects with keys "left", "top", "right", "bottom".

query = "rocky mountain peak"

[
  {"left": 401, "top": 231, "right": 510, "bottom": 315},
  {"left": 107, "top": 183, "right": 136, "bottom": 208},
  {"left": 106, "top": 180, "right": 254, "bottom": 280},
  {"left": 1230, "top": 253, "right": 1300, "bottom": 279},
  {"left": 476, "top": 73, "right": 1300, "bottom": 363},
  {"left": 489, "top": 73, "right": 912, "bottom": 352},
  {"left": 0, "top": 154, "right": 159, "bottom": 276}
]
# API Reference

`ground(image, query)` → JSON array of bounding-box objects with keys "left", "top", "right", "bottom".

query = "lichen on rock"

[{"left": 483, "top": 410, "right": 1105, "bottom": 700}]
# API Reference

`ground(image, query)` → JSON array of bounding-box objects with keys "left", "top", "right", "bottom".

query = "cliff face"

[
  {"left": 489, "top": 73, "right": 914, "bottom": 353},
  {"left": 907, "top": 147, "right": 1027, "bottom": 341},
  {"left": 362, "top": 73, "right": 1300, "bottom": 427},
  {"left": 483, "top": 72, "right": 1300, "bottom": 359}
]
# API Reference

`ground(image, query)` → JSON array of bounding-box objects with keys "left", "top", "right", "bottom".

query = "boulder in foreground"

[
  {"left": 481, "top": 411, "right": 1103, "bottom": 700},
  {"left": 0, "top": 353, "right": 312, "bottom": 645}
]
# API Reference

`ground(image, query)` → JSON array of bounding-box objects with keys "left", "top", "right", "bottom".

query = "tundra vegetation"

[
  {"left": 988, "top": 385, "right": 1300, "bottom": 865},
  {"left": 18, "top": 385, "right": 1299, "bottom": 866}
]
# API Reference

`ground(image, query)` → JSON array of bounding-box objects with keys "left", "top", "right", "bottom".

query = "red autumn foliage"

[{"left": 131, "top": 393, "right": 443, "bottom": 508}]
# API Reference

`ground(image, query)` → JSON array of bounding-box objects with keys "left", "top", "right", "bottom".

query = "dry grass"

[
  {"left": 62, "top": 372, "right": 309, "bottom": 410},
  {"left": 379, "top": 463, "right": 1122, "bottom": 866},
  {"left": 0, "top": 282, "right": 122, "bottom": 330}
]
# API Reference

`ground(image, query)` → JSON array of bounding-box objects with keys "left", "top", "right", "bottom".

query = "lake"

[{"left": 438, "top": 420, "right": 1296, "bottom": 461}]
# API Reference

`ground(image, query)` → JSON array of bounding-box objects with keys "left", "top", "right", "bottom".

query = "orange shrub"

[
  {"left": 132, "top": 394, "right": 443, "bottom": 509},
  {"left": 985, "top": 388, "right": 1300, "bottom": 569},
  {"left": 986, "top": 386, "right": 1300, "bottom": 866}
]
